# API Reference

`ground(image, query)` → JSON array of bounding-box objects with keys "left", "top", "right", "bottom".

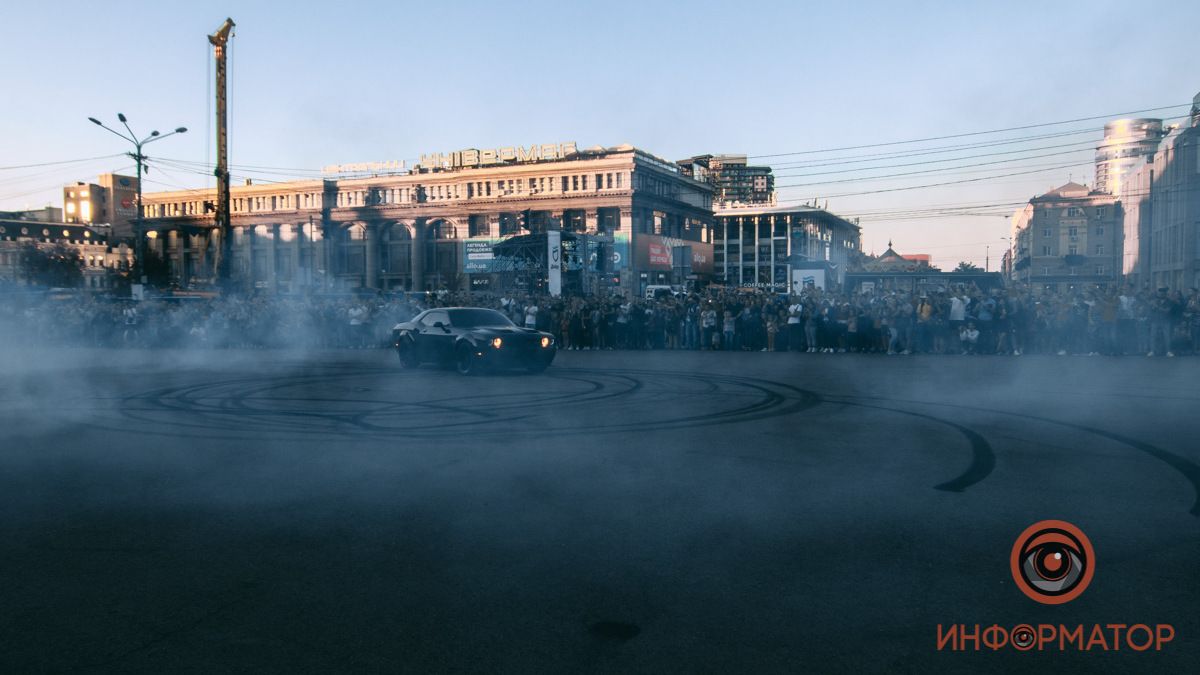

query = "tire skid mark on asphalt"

[
  {"left": 548, "top": 368, "right": 822, "bottom": 433},
  {"left": 819, "top": 396, "right": 996, "bottom": 493},
  {"left": 111, "top": 370, "right": 637, "bottom": 439},
  {"left": 230, "top": 378, "right": 506, "bottom": 431},
  {"left": 108, "top": 367, "right": 821, "bottom": 441},
  {"left": 128, "top": 372, "right": 501, "bottom": 433},
  {"left": 833, "top": 393, "right": 1200, "bottom": 517},
  {"left": 418, "top": 371, "right": 641, "bottom": 411},
  {"left": 91, "top": 364, "right": 1200, "bottom": 516}
]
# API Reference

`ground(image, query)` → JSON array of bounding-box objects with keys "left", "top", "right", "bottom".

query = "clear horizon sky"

[{"left": 2, "top": 0, "right": 1197, "bottom": 269}]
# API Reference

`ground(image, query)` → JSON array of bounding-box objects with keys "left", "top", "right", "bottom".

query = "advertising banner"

[
  {"left": 611, "top": 232, "right": 629, "bottom": 271},
  {"left": 636, "top": 234, "right": 714, "bottom": 274},
  {"left": 685, "top": 241, "right": 714, "bottom": 275},
  {"left": 463, "top": 239, "right": 497, "bottom": 273},
  {"left": 792, "top": 268, "right": 826, "bottom": 291},
  {"left": 635, "top": 234, "right": 674, "bottom": 270},
  {"left": 547, "top": 230, "right": 562, "bottom": 296}
]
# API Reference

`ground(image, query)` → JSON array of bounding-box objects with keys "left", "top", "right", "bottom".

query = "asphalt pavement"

[{"left": 1, "top": 348, "right": 1197, "bottom": 673}]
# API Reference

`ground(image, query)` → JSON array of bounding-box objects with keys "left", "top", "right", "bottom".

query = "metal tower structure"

[{"left": 209, "top": 18, "right": 235, "bottom": 288}]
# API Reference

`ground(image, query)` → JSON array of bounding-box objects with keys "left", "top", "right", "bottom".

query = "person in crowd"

[
  {"left": 787, "top": 296, "right": 804, "bottom": 352},
  {"left": 701, "top": 303, "right": 718, "bottom": 350},
  {"left": 684, "top": 300, "right": 700, "bottom": 350},
  {"left": 959, "top": 322, "right": 980, "bottom": 354},
  {"left": 1186, "top": 288, "right": 1200, "bottom": 356},
  {"left": 722, "top": 310, "right": 736, "bottom": 351},
  {"left": 1149, "top": 287, "right": 1177, "bottom": 357}
]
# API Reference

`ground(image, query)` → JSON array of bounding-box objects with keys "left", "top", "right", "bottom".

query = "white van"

[{"left": 645, "top": 285, "right": 684, "bottom": 300}]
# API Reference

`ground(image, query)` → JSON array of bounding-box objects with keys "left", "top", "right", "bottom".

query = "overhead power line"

[
  {"left": 774, "top": 144, "right": 1095, "bottom": 182},
  {"left": 774, "top": 160, "right": 1094, "bottom": 200},
  {"left": 765, "top": 128, "right": 1100, "bottom": 169},
  {"left": 0, "top": 153, "right": 125, "bottom": 171},
  {"left": 748, "top": 102, "right": 1192, "bottom": 159}
]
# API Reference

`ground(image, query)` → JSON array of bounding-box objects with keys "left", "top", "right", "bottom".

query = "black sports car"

[{"left": 392, "top": 307, "right": 556, "bottom": 374}]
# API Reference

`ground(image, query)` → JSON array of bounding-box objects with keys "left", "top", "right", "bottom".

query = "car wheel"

[
  {"left": 456, "top": 343, "right": 479, "bottom": 375},
  {"left": 396, "top": 338, "right": 419, "bottom": 369}
]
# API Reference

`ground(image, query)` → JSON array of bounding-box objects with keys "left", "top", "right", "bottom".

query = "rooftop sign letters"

[
  {"left": 322, "top": 160, "right": 407, "bottom": 175},
  {"left": 420, "top": 142, "right": 578, "bottom": 169}
]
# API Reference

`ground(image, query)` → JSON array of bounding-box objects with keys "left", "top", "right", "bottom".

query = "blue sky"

[{"left": 2, "top": 0, "right": 1197, "bottom": 268}]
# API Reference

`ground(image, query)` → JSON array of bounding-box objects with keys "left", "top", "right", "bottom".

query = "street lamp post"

[{"left": 88, "top": 114, "right": 186, "bottom": 289}]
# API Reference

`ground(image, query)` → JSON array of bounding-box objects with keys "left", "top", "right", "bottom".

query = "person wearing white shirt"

[{"left": 787, "top": 297, "right": 804, "bottom": 352}]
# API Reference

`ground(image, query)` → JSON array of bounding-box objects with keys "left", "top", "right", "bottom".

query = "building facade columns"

[
  {"left": 364, "top": 221, "right": 379, "bottom": 289},
  {"left": 267, "top": 224, "right": 279, "bottom": 290},
  {"left": 410, "top": 217, "right": 427, "bottom": 292}
]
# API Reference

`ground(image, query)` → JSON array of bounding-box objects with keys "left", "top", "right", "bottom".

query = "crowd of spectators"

[
  {"left": 467, "top": 284, "right": 1200, "bottom": 357},
  {"left": 2, "top": 283, "right": 1199, "bottom": 357}
]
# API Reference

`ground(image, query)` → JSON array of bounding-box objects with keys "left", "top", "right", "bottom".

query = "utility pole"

[{"left": 209, "top": 18, "right": 235, "bottom": 290}]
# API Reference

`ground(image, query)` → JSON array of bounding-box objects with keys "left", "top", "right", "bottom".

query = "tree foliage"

[{"left": 18, "top": 243, "right": 83, "bottom": 287}]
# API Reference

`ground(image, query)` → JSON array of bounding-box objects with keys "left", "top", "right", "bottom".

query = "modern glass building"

[{"left": 712, "top": 203, "right": 860, "bottom": 291}]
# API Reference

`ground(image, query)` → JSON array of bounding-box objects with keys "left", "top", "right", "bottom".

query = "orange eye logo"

[{"left": 1011, "top": 520, "right": 1095, "bottom": 605}]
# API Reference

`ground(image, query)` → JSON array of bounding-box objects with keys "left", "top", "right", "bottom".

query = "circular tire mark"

[{"left": 112, "top": 367, "right": 821, "bottom": 442}]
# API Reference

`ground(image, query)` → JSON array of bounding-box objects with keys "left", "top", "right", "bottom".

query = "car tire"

[
  {"left": 396, "top": 338, "right": 419, "bottom": 369},
  {"left": 455, "top": 343, "right": 479, "bottom": 375}
]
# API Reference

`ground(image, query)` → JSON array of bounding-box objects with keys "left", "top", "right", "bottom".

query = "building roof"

[
  {"left": 862, "top": 241, "right": 933, "bottom": 272},
  {"left": 714, "top": 203, "right": 817, "bottom": 216},
  {"left": 714, "top": 202, "right": 859, "bottom": 231},
  {"left": 876, "top": 241, "right": 905, "bottom": 263},
  {"left": 0, "top": 219, "right": 109, "bottom": 243},
  {"left": 1038, "top": 182, "right": 1090, "bottom": 198}
]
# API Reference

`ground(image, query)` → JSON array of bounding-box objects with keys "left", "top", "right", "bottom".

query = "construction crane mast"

[{"left": 209, "top": 18, "right": 235, "bottom": 288}]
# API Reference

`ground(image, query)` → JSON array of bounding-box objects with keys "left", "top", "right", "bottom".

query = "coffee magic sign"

[{"left": 420, "top": 142, "right": 578, "bottom": 169}]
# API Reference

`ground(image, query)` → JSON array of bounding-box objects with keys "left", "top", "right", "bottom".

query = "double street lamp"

[{"left": 87, "top": 113, "right": 186, "bottom": 286}]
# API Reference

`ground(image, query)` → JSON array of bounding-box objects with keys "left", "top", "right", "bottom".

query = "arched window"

[
  {"left": 431, "top": 221, "right": 457, "bottom": 239},
  {"left": 387, "top": 223, "right": 412, "bottom": 241}
]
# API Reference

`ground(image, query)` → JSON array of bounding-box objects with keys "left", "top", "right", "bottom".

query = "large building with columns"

[
  {"left": 138, "top": 144, "right": 715, "bottom": 296},
  {"left": 712, "top": 203, "right": 862, "bottom": 291}
]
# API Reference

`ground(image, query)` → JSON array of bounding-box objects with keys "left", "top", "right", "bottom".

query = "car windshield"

[{"left": 448, "top": 309, "right": 515, "bottom": 328}]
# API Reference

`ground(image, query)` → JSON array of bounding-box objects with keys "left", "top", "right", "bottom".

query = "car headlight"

[
  {"left": 491, "top": 337, "right": 503, "bottom": 348},
  {"left": 540, "top": 336, "right": 552, "bottom": 348}
]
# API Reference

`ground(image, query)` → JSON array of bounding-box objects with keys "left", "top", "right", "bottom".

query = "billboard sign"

[
  {"left": 463, "top": 239, "right": 498, "bottom": 273},
  {"left": 792, "top": 268, "right": 826, "bottom": 291},
  {"left": 637, "top": 234, "right": 713, "bottom": 273}
]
